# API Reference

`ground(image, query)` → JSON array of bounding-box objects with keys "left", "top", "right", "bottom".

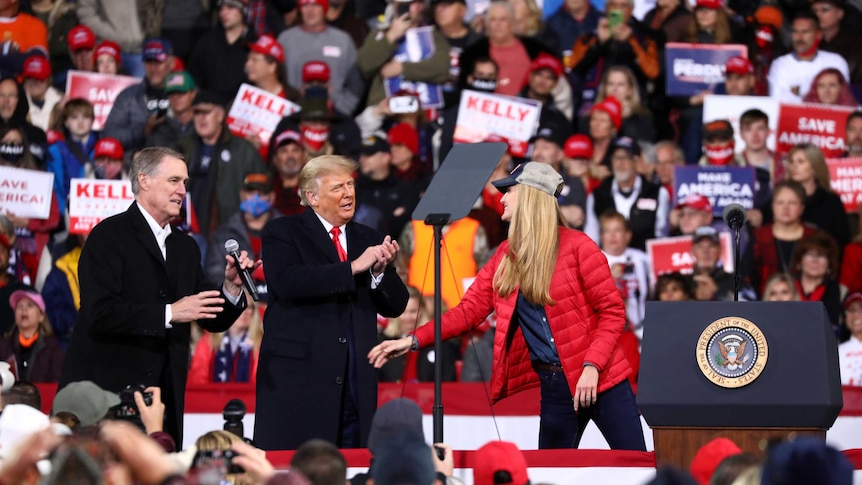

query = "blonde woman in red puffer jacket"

[{"left": 370, "top": 162, "right": 645, "bottom": 450}]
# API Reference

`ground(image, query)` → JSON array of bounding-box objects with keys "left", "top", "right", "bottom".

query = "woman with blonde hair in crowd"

[
  {"left": 370, "top": 162, "right": 646, "bottom": 450},
  {"left": 587, "top": 66, "right": 656, "bottom": 143},
  {"left": 761, "top": 273, "right": 800, "bottom": 302},
  {"left": 785, "top": 142, "right": 850, "bottom": 250},
  {"left": 188, "top": 295, "right": 262, "bottom": 385}
]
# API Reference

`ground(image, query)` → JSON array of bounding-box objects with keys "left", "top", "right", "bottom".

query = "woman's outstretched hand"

[{"left": 368, "top": 336, "right": 413, "bottom": 368}]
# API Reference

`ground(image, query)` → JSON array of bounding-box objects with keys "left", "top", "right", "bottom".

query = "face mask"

[
  {"left": 470, "top": 78, "right": 497, "bottom": 93},
  {"left": 301, "top": 124, "right": 330, "bottom": 152},
  {"left": 240, "top": 194, "right": 273, "bottom": 217},
  {"left": 0, "top": 143, "right": 24, "bottom": 164},
  {"left": 704, "top": 140, "right": 735, "bottom": 166},
  {"left": 798, "top": 34, "right": 821, "bottom": 58},
  {"left": 95, "top": 161, "right": 123, "bottom": 180}
]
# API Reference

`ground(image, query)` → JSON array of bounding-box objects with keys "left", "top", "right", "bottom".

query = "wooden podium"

[
  {"left": 638, "top": 302, "right": 842, "bottom": 470},
  {"left": 651, "top": 427, "right": 826, "bottom": 468}
]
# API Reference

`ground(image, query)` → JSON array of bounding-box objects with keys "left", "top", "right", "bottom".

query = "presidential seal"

[{"left": 696, "top": 317, "right": 768, "bottom": 388}]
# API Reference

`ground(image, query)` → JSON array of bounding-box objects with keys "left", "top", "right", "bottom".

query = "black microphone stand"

[{"left": 733, "top": 225, "right": 740, "bottom": 302}]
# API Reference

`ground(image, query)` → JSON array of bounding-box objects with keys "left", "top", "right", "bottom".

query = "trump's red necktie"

[{"left": 330, "top": 227, "right": 347, "bottom": 262}]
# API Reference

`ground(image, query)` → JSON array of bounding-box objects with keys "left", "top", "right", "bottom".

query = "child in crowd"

[
  {"left": 738, "top": 108, "right": 782, "bottom": 226},
  {"left": 94, "top": 40, "right": 123, "bottom": 75},
  {"left": 599, "top": 211, "right": 649, "bottom": 336},
  {"left": 47, "top": 99, "right": 99, "bottom": 214}
]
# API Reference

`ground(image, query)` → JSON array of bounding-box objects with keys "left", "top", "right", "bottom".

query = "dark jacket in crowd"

[
  {"left": 187, "top": 24, "right": 258, "bottom": 101},
  {"left": 355, "top": 173, "right": 420, "bottom": 237},
  {"left": 0, "top": 330, "right": 64, "bottom": 382},
  {"left": 803, "top": 186, "right": 850, "bottom": 254}
]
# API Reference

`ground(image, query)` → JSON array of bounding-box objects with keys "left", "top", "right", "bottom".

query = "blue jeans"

[{"left": 537, "top": 369, "right": 646, "bottom": 450}]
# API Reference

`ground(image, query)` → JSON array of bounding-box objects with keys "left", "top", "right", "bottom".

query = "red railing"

[{"left": 33, "top": 383, "right": 862, "bottom": 416}]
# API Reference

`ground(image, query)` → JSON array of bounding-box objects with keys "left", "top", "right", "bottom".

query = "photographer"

[{"left": 133, "top": 386, "right": 176, "bottom": 453}]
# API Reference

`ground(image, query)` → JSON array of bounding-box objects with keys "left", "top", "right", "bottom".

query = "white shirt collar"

[
  {"left": 313, "top": 211, "right": 345, "bottom": 235},
  {"left": 137, "top": 201, "right": 172, "bottom": 241},
  {"left": 612, "top": 175, "right": 642, "bottom": 197}
]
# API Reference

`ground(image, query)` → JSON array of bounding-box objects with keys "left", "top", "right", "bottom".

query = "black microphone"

[
  {"left": 722, "top": 203, "right": 747, "bottom": 232},
  {"left": 721, "top": 203, "right": 746, "bottom": 302},
  {"left": 224, "top": 239, "right": 259, "bottom": 301}
]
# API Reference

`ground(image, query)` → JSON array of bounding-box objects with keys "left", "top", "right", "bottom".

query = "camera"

[
  {"left": 223, "top": 399, "right": 247, "bottom": 439},
  {"left": 112, "top": 384, "right": 153, "bottom": 430},
  {"left": 192, "top": 449, "right": 245, "bottom": 475}
]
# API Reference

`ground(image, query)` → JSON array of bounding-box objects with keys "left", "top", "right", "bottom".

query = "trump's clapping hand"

[
  {"left": 351, "top": 236, "right": 399, "bottom": 276},
  {"left": 372, "top": 236, "right": 399, "bottom": 276}
]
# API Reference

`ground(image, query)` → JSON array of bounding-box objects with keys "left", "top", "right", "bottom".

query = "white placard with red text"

[
  {"left": 65, "top": 70, "right": 140, "bottom": 131},
  {"left": 453, "top": 89, "right": 541, "bottom": 158},
  {"left": 0, "top": 167, "right": 54, "bottom": 219},
  {"left": 645, "top": 233, "right": 733, "bottom": 286},
  {"left": 227, "top": 83, "right": 300, "bottom": 145},
  {"left": 68, "top": 179, "right": 134, "bottom": 234},
  {"left": 827, "top": 157, "right": 862, "bottom": 211}
]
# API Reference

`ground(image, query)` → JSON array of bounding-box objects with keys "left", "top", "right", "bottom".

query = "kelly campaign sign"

[
  {"left": 453, "top": 90, "right": 541, "bottom": 158},
  {"left": 65, "top": 70, "right": 140, "bottom": 130},
  {"left": 646, "top": 232, "right": 733, "bottom": 285},
  {"left": 0, "top": 166, "right": 54, "bottom": 219},
  {"left": 674, "top": 165, "right": 756, "bottom": 217},
  {"left": 827, "top": 157, "right": 862, "bottom": 211},
  {"left": 68, "top": 179, "right": 134, "bottom": 234},
  {"left": 383, "top": 26, "right": 444, "bottom": 109},
  {"left": 776, "top": 103, "right": 855, "bottom": 157},
  {"left": 665, "top": 43, "right": 747, "bottom": 97},
  {"left": 227, "top": 83, "right": 301, "bottom": 144},
  {"left": 703, "top": 95, "right": 780, "bottom": 153}
]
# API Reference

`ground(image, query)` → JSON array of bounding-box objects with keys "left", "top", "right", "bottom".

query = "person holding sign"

[
  {"left": 356, "top": 0, "right": 450, "bottom": 110},
  {"left": 370, "top": 162, "right": 646, "bottom": 451}
]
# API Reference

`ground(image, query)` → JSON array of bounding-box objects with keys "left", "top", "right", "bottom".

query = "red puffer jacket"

[{"left": 413, "top": 227, "right": 630, "bottom": 402}]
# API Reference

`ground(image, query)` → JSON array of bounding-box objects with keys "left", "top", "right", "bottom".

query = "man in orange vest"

[{"left": 400, "top": 216, "right": 489, "bottom": 309}]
